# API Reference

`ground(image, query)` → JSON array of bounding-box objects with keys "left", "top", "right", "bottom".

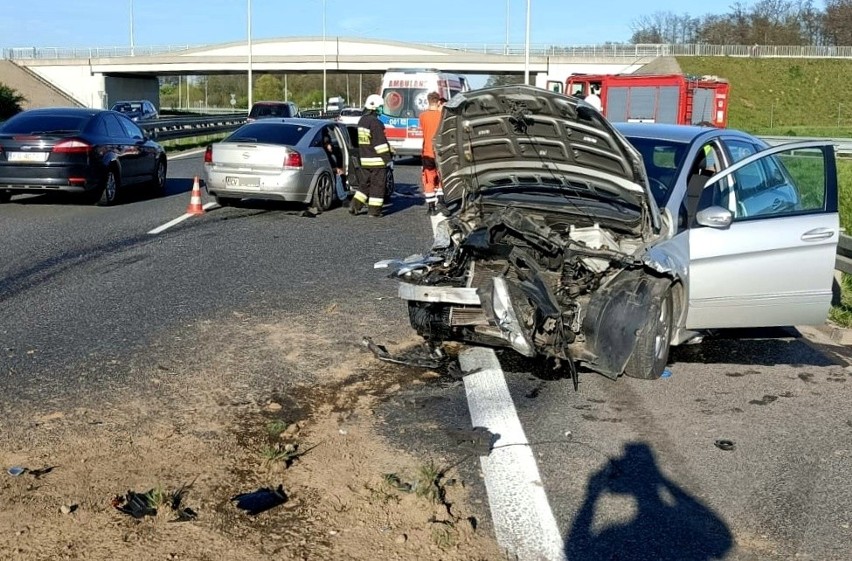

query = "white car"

[
  {"left": 337, "top": 107, "right": 363, "bottom": 125},
  {"left": 380, "top": 85, "right": 839, "bottom": 383}
]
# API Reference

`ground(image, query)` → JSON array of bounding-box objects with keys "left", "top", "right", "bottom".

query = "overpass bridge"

[
  {"left": 3, "top": 37, "right": 654, "bottom": 109},
  {"left": 5, "top": 38, "right": 852, "bottom": 110}
]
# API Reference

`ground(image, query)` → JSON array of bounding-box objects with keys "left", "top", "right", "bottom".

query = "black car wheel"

[
  {"left": 151, "top": 158, "right": 167, "bottom": 196},
  {"left": 96, "top": 168, "right": 120, "bottom": 206},
  {"left": 623, "top": 280, "right": 673, "bottom": 380},
  {"left": 0, "top": 191, "right": 10, "bottom": 204},
  {"left": 311, "top": 173, "right": 334, "bottom": 211}
]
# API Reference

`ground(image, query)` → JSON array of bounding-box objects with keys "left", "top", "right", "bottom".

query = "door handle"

[{"left": 801, "top": 228, "right": 835, "bottom": 242}]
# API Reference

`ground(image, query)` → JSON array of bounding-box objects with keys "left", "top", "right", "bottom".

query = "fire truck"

[{"left": 555, "top": 73, "right": 730, "bottom": 127}]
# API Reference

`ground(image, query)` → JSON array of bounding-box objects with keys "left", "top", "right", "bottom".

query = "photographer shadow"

[{"left": 566, "top": 442, "right": 733, "bottom": 561}]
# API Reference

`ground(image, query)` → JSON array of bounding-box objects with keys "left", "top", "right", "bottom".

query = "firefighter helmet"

[{"left": 364, "top": 94, "right": 384, "bottom": 111}]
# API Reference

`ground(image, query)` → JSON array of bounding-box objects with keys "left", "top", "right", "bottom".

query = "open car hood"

[{"left": 435, "top": 85, "right": 651, "bottom": 211}]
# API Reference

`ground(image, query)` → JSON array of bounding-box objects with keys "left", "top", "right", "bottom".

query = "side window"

[
  {"left": 724, "top": 139, "right": 757, "bottom": 163},
  {"left": 117, "top": 115, "right": 144, "bottom": 139},
  {"left": 103, "top": 114, "right": 127, "bottom": 138},
  {"left": 703, "top": 146, "right": 828, "bottom": 221}
]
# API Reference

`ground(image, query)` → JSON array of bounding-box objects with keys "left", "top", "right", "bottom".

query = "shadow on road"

[
  {"left": 566, "top": 442, "right": 732, "bottom": 561},
  {"left": 671, "top": 327, "right": 839, "bottom": 368}
]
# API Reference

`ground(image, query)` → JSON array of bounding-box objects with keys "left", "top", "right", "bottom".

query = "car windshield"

[
  {"left": 226, "top": 122, "right": 310, "bottom": 145},
  {"left": 623, "top": 136, "right": 689, "bottom": 206},
  {"left": 0, "top": 114, "right": 89, "bottom": 135},
  {"left": 112, "top": 102, "right": 143, "bottom": 113},
  {"left": 249, "top": 104, "right": 291, "bottom": 119}
]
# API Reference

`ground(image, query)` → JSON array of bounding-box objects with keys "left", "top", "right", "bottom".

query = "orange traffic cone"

[{"left": 186, "top": 176, "right": 205, "bottom": 215}]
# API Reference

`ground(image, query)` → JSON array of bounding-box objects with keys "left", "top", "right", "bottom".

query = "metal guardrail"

[
  {"left": 837, "top": 234, "right": 852, "bottom": 275},
  {"left": 138, "top": 113, "right": 246, "bottom": 141},
  {"left": 758, "top": 136, "right": 852, "bottom": 156}
]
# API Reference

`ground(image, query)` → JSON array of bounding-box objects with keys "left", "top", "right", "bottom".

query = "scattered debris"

[
  {"left": 661, "top": 368, "right": 673, "bottom": 379},
  {"left": 60, "top": 504, "right": 77, "bottom": 515},
  {"left": 7, "top": 466, "right": 26, "bottom": 477},
  {"left": 714, "top": 439, "right": 736, "bottom": 451},
  {"left": 361, "top": 336, "right": 448, "bottom": 369},
  {"left": 112, "top": 481, "right": 198, "bottom": 522},
  {"left": 231, "top": 485, "right": 287, "bottom": 515},
  {"left": 265, "top": 402, "right": 283, "bottom": 412},
  {"left": 29, "top": 466, "right": 57, "bottom": 479}
]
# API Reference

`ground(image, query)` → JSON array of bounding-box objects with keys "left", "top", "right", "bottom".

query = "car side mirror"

[{"left": 695, "top": 206, "right": 733, "bottom": 229}]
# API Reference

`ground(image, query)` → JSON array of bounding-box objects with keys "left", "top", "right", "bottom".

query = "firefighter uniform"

[{"left": 351, "top": 103, "right": 392, "bottom": 217}]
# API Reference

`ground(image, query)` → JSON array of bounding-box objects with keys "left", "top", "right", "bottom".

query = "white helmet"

[{"left": 364, "top": 94, "right": 384, "bottom": 111}]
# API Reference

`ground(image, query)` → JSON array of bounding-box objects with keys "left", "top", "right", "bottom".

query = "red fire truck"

[{"left": 561, "top": 74, "right": 730, "bottom": 127}]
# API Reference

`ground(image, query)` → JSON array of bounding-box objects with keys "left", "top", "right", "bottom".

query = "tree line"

[
  {"left": 630, "top": 0, "right": 852, "bottom": 46},
  {"left": 159, "top": 73, "right": 383, "bottom": 111}
]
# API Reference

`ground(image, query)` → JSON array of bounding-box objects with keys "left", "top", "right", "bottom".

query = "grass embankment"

[
  {"left": 676, "top": 57, "right": 852, "bottom": 137},
  {"left": 678, "top": 57, "right": 852, "bottom": 326}
]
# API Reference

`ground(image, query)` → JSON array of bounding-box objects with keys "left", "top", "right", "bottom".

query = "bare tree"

[{"left": 824, "top": 0, "right": 852, "bottom": 45}]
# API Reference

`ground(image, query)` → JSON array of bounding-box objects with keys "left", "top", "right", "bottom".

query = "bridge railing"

[
  {"left": 430, "top": 43, "right": 852, "bottom": 58},
  {"left": 2, "top": 45, "right": 198, "bottom": 60},
  {"left": 5, "top": 42, "right": 852, "bottom": 60}
]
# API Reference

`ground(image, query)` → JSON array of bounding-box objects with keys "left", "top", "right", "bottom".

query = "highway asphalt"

[{"left": 1, "top": 151, "right": 851, "bottom": 559}]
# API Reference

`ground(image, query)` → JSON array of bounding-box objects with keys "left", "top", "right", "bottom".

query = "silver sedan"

[{"left": 203, "top": 118, "right": 357, "bottom": 210}]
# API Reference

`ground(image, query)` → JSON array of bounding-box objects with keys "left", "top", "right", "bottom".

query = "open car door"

[{"left": 686, "top": 141, "right": 839, "bottom": 329}]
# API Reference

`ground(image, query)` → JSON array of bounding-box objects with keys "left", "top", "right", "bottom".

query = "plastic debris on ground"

[
  {"left": 111, "top": 482, "right": 198, "bottom": 522},
  {"left": 231, "top": 485, "right": 287, "bottom": 515},
  {"left": 661, "top": 368, "right": 673, "bottom": 379},
  {"left": 714, "top": 439, "right": 736, "bottom": 451},
  {"left": 361, "top": 336, "right": 447, "bottom": 369}
]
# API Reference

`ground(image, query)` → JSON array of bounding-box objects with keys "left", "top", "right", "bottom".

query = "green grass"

[
  {"left": 829, "top": 274, "right": 852, "bottom": 327},
  {"left": 161, "top": 132, "right": 228, "bottom": 153},
  {"left": 676, "top": 57, "right": 852, "bottom": 135}
]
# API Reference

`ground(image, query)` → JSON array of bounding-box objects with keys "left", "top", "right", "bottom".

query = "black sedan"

[{"left": 0, "top": 107, "right": 167, "bottom": 205}]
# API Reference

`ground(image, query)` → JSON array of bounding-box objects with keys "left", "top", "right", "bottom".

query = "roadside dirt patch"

[{"left": 0, "top": 313, "right": 503, "bottom": 560}]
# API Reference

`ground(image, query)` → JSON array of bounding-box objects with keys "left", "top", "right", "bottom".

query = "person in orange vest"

[{"left": 418, "top": 91, "right": 448, "bottom": 216}]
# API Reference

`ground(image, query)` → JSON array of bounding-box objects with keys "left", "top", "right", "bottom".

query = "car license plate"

[
  {"left": 7, "top": 151, "right": 49, "bottom": 163},
  {"left": 225, "top": 176, "right": 259, "bottom": 187}
]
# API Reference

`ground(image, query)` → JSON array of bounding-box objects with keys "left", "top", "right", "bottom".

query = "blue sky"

[{"left": 1, "top": 0, "right": 718, "bottom": 49}]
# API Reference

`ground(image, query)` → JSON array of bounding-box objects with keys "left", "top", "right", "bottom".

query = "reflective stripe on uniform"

[
  {"left": 353, "top": 191, "right": 368, "bottom": 203},
  {"left": 361, "top": 157, "right": 385, "bottom": 167},
  {"left": 374, "top": 143, "right": 390, "bottom": 154},
  {"left": 368, "top": 197, "right": 384, "bottom": 207},
  {"left": 358, "top": 127, "right": 371, "bottom": 144}
]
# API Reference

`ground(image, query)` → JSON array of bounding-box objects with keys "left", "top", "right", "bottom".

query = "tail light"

[
  {"left": 284, "top": 151, "right": 303, "bottom": 169},
  {"left": 203, "top": 145, "right": 213, "bottom": 163},
  {"left": 53, "top": 139, "right": 91, "bottom": 154}
]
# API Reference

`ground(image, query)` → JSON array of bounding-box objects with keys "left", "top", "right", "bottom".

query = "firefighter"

[{"left": 350, "top": 94, "right": 392, "bottom": 218}]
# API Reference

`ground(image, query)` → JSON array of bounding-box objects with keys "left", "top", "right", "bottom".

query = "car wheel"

[
  {"left": 96, "top": 168, "right": 121, "bottom": 206},
  {"left": 151, "top": 157, "right": 167, "bottom": 196},
  {"left": 623, "top": 280, "right": 673, "bottom": 380},
  {"left": 311, "top": 173, "right": 334, "bottom": 211},
  {"left": 385, "top": 168, "right": 396, "bottom": 200},
  {"left": 215, "top": 195, "right": 237, "bottom": 207},
  {"left": 0, "top": 191, "right": 10, "bottom": 204}
]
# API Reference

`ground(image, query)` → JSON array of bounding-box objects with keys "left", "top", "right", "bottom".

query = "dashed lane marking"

[
  {"left": 168, "top": 147, "right": 207, "bottom": 160},
  {"left": 147, "top": 202, "right": 219, "bottom": 235},
  {"left": 460, "top": 347, "right": 567, "bottom": 561}
]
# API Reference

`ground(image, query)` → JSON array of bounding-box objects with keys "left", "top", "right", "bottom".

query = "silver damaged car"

[{"left": 380, "top": 85, "right": 839, "bottom": 383}]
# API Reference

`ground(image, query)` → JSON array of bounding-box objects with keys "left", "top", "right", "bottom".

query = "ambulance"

[{"left": 378, "top": 68, "right": 470, "bottom": 156}]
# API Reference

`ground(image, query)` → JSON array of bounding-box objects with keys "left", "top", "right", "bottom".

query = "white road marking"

[
  {"left": 460, "top": 347, "right": 567, "bottom": 561},
  {"left": 168, "top": 147, "right": 208, "bottom": 160},
  {"left": 147, "top": 202, "right": 219, "bottom": 235}
]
